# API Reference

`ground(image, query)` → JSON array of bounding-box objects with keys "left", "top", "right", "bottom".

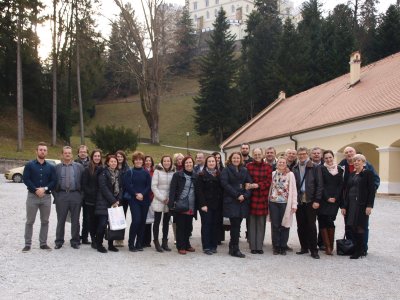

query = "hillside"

[{"left": 77, "top": 76, "right": 218, "bottom": 150}]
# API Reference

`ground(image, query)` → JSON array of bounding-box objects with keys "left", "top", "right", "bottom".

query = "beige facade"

[{"left": 188, "top": 0, "right": 296, "bottom": 40}]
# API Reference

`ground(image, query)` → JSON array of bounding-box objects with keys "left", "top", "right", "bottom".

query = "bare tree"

[
  {"left": 75, "top": 0, "right": 84, "bottom": 145},
  {"left": 114, "top": 0, "right": 172, "bottom": 144},
  {"left": 52, "top": 0, "right": 58, "bottom": 146},
  {"left": 17, "top": 3, "right": 24, "bottom": 152}
]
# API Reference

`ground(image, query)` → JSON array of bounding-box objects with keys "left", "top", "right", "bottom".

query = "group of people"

[{"left": 22, "top": 142, "right": 379, "bottom": 260}]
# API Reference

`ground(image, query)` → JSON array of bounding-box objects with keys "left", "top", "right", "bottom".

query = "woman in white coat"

[
  {"left": 268, "top": 156, "right": 297, "bottom": 255},
  {"left": 151, "top": 155, "right": 175, "bottom": 252}
]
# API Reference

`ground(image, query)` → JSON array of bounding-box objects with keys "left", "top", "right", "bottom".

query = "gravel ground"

[{"left": 1, "top": 175, "right": 400, "bottom": 300}]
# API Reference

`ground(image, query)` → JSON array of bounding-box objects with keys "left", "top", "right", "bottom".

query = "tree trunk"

[
  {"left": 52, "top": 0, "right": 57, "bottom": 146},
  {"left": 76, "top": 2, "right": 84, "bottom": 145},
  {"left": 16, "top": 11, "right": 24, "bottom": 152}
]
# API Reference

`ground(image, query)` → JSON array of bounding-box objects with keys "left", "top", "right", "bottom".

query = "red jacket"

[{"left": 246, "top": 161, "right": 272, "bottom": 216}]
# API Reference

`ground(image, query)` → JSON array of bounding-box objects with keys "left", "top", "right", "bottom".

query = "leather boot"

[
  {"left": 327, "top": 227, "right": 335, "bottom": 253},
  {"left": 153, "top": 240, "right": 163, "bottom": 252},
  {"left": 321, "top": 228, "right": 332, "bottom": 255},
  {"left": 162, "top": 239, "right": 171, "bottom": 251},
  {"left": 228, "top": 243, "right": 234, "bottom": 255},
  {"left": 350, "top": 233, "right": 365, "bottom": 259}
]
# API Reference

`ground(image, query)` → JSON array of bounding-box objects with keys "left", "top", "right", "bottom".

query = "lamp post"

[{"left": 186, "top": 132, "right": 190, "bottom": 155}]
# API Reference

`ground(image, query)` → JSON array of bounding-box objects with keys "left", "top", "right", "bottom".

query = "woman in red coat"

[{"left": 246, "top": 148, "right": 272, "bottom": 254}]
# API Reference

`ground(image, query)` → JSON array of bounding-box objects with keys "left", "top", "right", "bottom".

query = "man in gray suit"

[{"left": 53, "top": 146, "right": 84, "bottom": 249}]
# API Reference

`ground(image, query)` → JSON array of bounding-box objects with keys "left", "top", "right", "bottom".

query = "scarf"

[
  {"left": 108, "top": 167, "right": 120, "bottom": 197},
  {"left": 324, "top": 162, "right": 339, "bottom": 176},
  {"left": 205, "top": 167, "right": 217, "bottom": 177}
]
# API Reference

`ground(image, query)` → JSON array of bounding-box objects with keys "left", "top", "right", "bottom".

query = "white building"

[{"left": 188, "top": 0, "right": 298, "bottom": 40}]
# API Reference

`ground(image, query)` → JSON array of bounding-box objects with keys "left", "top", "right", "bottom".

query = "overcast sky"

[{"left": 37, "top": 0, "right": 396, "bottom": 60}]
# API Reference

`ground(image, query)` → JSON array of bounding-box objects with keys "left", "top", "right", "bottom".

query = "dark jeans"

[
  {"left": 86, "top": 204, "right": 97, "bottom": 241},
  {"left": 175, "top": 213, "right": 193, "bottom": 250},
  {"left": 296, "top": 202, "right": 318, "bottom": 252},
  {"left": 128, "top": 202, "right": 149, "bottom": 249},
  {"left": 200, "top": 208, "right": 219, "bottom": 250},
  {"left": 143, "top": 224, "right": 152, "bottom": 246},
  {"left": 269, "top": 202, "right": 289, "bottom": 249},
  {"left": 229, "top": 217, "right": 242, "bottom": 247},
  {"left": 153, "top": 212, "right": 170, "bottom": 240},
  {"left": 122, "top": 199, "right": 129, "bottom": 217},
  {"left": 96, "top": 215, "right": 113, "bottom": 247},
  {"left": 55, "top": 191, "right": 82, "bottom": 246}
]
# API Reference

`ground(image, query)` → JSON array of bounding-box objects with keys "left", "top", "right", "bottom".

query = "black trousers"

[
  {"left": 96, "top": 215, "right": 113, "bottom": 247},
  {"left": 81, "top": 203, "right": 89, "bottom": 240},
  {"left": 318, "top": 214, "right": 336, "bottom": 228},
  {"left": 175, "top": 213, "right": 193, "bottom": 250},
  {"left": 143, "top": 224, "right": 152, "bottom": 246},
  {"left": 229, "top": 217, "right": 242, "bottom": 247},
  {"left": 153, "top": 212, "right": 170, "bottom": 240},
  {"left": 86, "top": 204, "right": 97, "bottom": 241},
  {"left": 296, "top": 202, "right": 318, "bottom": 252}
]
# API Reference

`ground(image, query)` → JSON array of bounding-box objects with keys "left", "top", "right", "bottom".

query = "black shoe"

[
  {"left": 211, "top": 248, "right": 217, "bottom": 253},
  {"left": 311, "top": 252, "right": 320, "bottom": 259},
  {"left": 71, "top": 244, "right": 80, "bottom": 249},
  {"left": 54, "top": 244, "right": 62, "bottom": 249},
  {"left": 251, "top": 250, "right": 258, "bottom": 254},
  {"left": 257, "top": 250, "right": 264, "bottom": 254},
  {"left": 97, "top": 246, "right": 107, "bottom": 253},
  {"left": 22, "top": 246, "right": 31, "bottom": 252},
  {"left": 285, "top": 246, "right": 293, "bottom": 252},
  {"left": 40, "top": 245, "right": 51, "bottom": 250},
  {"left": 273, "top": 248, "right": 280, "bottom": 255},
  {"left": 204, "top": 249, "right": 213, "bottom": 255},
  {"left": 81, "top": 239, "right": 91, "bottom": 245},
  {"left": 296, "top": 249, "right": 308, "bottom": 255},
  {"left": 319, "top": 245, "right": 326, "bottom": 251},
  {"left": 136, "top": 247, "right": 144, "bottom": 251},
  {"left": 161, "top": 239, "right": 171, "bottom": 252},
  {"left": 108, "top": 245, "right": 119, "bottom": 252},
  {"left": 91, "top": 242, "right": 97, "bottom": 249},
  {"left": 280, "top": 249, "right": 287, "bottom": 256},
  {"left": 143, "top": 243, "right": 151, "bottom": 248},
  {"left": 129, "top": 247, "right": 137, "bottom": 252}
]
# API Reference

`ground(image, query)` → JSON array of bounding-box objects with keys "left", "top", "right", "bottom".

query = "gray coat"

[
  {"left": 220, "top": 165, "right": 252, "bottom": 218},
  {"left": 53, "top": 162, "right": 84, "bottom": 200}
]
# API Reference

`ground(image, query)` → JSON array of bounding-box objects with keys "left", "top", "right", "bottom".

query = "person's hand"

[
  {"left": 136, "top": 193, "right": 143, "bottom": 201},
  {"left": 312, "top": 202, "right": 320, "bottom": 209},
  {"left": 164, "top": 198, "right": 169, "bottom": 204},
  {"left": 238, "top": 195, "right": 245, "bottom": 202},
  {"left": 245, "top": 183, "right": 251, "bottom": 190},
  {"left": 201, "top": 206, "right": 208, "bottom": 212},
  {"left": 112, "top": 201, "right": 119, "bottom": 208},
  {"left": 366, "top": 207, "right": 372, "bottom": 216},
  {"left": 341, "top": 208, "right": 346, "bottom": 216},
  {"left": 35, "top": 188, "right": 45, "bottom": 198},
  {"left": 252, "top": 183, "right": 259, "bottom": 189},
  {"left": 327, "top": 197, "right": 336, "bottom": 203},
  {"left": 291, "top": 208, "right": 297, "bottom": 214}
]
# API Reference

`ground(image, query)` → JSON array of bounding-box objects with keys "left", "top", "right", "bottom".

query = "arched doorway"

[{"left": 337, "top": 142, "right": 379, "bottom": 174}]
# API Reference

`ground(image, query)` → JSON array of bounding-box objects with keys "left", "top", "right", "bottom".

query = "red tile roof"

[{"left": 221, "top": 52, "right": 400, "bottom": 149}]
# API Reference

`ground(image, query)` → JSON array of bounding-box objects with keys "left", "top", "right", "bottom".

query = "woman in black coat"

[
  {"left": 168, "top": 156, "right": 197, "bottom": 255},
  {"left": 318, "top": 150, "right": 343, "bottom": 255},
  {"left": 196, "top": 155, "right": 223, "bottom": 255},
  {"left": 95, "top": 155, "right": 121, "bottom": 253},
  {"left": 81, "top": 149, "right": 103, "bottom": 249},
  {"left": 220, "top": 152, "right": 252, "bottom": 258},
  {"left": 341, "top": 154, "right": 376, "bottom": 259}
]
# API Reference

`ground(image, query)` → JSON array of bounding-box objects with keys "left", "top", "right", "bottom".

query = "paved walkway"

[{"left": 1, "top": 176, "right": 399, "bottom": 299}]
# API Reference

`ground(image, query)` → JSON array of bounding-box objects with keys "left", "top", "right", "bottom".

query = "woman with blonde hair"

[{"left": 268, "top": 156, "right": 297, "bottom": 255}]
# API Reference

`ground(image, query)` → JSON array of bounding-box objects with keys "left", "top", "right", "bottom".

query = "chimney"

[
  {"left": 349, "top": 51, "right": 361, "bottom": 86},
  {"left": 278, "top": 90, "right": 286, "bottom": 100}
]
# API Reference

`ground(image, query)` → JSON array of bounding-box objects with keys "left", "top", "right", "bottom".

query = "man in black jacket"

[{"left": 293, "top": 147, "right": 323, "bottom": 259}]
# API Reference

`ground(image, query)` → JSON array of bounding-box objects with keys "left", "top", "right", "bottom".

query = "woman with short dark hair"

[
  {"left": 168, "top": 156, "right": 197, "bottom": 255},
  {"left": 95, "top": 155, "right": 120, "bottom": 253}
]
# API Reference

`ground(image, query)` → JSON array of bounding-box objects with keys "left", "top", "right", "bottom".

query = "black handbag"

[
  {"left": 171, "top": 182, "right": 192, "bottom": 212},
  {"left": 106, "top": 227, "right": 125, "bottom": 241},
  {"left": 336, "top": 235, "right": 354, "bottom": 255}
]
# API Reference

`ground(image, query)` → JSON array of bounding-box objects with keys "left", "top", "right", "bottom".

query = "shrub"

[{"left": 90, "top": 125, "right": 138, "bottom": 155}]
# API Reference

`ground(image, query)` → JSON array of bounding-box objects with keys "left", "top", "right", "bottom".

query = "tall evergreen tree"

[
  {"left": 240, "top": 0, "right": 282, "bottom": 117},
  {"left": 194, "top": 8, "right": 239, "bottom": 144},
  {"left": 376, "top": 5, "right": 400, "bottom": 59},
  {"left": 173, "top": 4, "right": 196, "bottom": 73},
  {"left": 358, "top": 0, "right": 379, "bottom": 63}
]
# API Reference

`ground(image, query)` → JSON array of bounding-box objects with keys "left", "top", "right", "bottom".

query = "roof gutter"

[{"left": 289, "top": 134, "right": 298, "bottom": 150}]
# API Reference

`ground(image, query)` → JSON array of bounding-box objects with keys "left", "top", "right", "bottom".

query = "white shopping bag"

[
  {"left": 146, "top": 206, "right": 155, "bottom": 224},
  {"left": 108, "top": 206, "right": 127, "bottom": 230}
]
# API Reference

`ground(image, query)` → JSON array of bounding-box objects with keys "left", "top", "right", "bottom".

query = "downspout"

[{"left": 289, "top": 134, "right": 298, "bottom": 150}]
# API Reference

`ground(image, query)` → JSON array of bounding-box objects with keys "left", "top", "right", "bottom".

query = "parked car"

[{"left": 4, "top": 159, "right": 61, "bottom": 183}]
